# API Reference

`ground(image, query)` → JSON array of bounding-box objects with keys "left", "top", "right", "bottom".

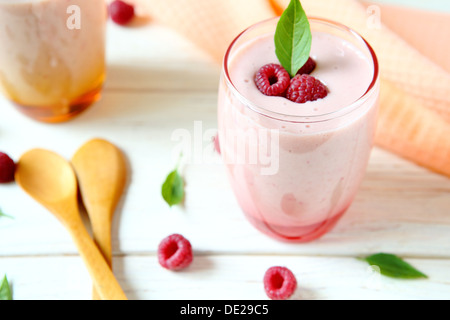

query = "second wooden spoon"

[{"left": 72, "top": 138, "right": 127, "bottom": 300}]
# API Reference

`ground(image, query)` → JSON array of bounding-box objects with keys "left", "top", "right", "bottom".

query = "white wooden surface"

[{"left": 1, "top": 20, "right": 450, "bottom": 300}]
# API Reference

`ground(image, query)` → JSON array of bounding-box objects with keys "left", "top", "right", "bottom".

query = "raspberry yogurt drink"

[
  {"left": 0, "top": 0, "right": 107, "bottom": 122},
  {"left": 217, "top": 17, "right": 379, "bottom": 242}
]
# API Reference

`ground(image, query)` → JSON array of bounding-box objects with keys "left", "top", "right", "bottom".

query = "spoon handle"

[
  {"left": 68, "top": 219, "right": 127, "bottom": 300},
  {"left": 90, "top": 210, "right": 113, "bottom": 300}
]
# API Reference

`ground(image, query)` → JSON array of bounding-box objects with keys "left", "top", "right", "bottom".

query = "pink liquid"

[{"left": 218, "top": 19, "right": 379, "bottom": 242}]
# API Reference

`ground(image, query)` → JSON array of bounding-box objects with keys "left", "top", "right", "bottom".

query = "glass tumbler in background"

[
  {"left": 0, "top": 0, "right": 107, "bottom": 123},
  {"left": 218, "top": 17, "right": 380, "bottom": 242}
]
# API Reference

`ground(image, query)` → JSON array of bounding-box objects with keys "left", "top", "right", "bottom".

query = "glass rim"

[{"left": 222, "top": 16, "right": 380, "bottom": 124}]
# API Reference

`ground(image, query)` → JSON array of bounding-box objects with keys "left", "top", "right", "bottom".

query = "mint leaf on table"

[
  {"left": 162, "top": 169, "right": 184, "bottom": 207},
  {"left": 0, "top": 275, "right": 12, "bottom": 300},
  {"left": 274, "top": 0, "right": 312, "bottom": 77},
  {"left": 161, "top": 155, "right": 185, "bottom": 207},
  {"left": 362, "top": 253, "right": 428, "bottom": 279},
  {"left": 0, "top": 208, "right": 13, "bottom": 219}
]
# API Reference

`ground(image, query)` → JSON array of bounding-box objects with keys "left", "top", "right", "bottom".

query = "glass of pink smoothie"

[
  {"left": 218, "top": 17, "right": 379, "bottom": 242},
  {"left": 0, "top": 0, "right": 107, "bottom": 123}
]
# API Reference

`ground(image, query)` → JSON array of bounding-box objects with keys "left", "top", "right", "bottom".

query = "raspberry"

[
  {"left": 109, "top": 0, "right": 135, "bottom": 25},
  {"left": 286, "top": 74, "right": 328, "bottom": 104},
  {"left": 158, "top": 234, "right": 193, "bottom": 271},
  {"left": 0, "top": 152, "right": 15, "bottom": 183},
  {"left": 254, "top": 64, "right": 290, "bottom": 97},
  {"left": 296, "top": 57, "right": 316, "bottom": 75},
  {"left": 263, "top": 266, "right": 297, "bottom": 300}
]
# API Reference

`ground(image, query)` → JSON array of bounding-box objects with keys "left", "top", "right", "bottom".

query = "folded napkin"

[{"left": 121, "top": 0, "right": 450, "bottom": 177}]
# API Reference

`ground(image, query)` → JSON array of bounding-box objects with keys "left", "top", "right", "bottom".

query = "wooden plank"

[
  {"left": 0, "top": 255, "right": 449, "bottom": 300},
  {"left": 105, "top": 22, "right": 220, "bottom": 92},
  {"left": 1, "top": 91, "right": 449, "bottom": 258}
]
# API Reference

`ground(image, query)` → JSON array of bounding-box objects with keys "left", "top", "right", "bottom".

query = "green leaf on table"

[
  {"left": 274, "top": 0, "right": 312, "bottom": 77},
  {"left": 161, "top": 169, "right": 184, "bottom": 207},
  {"left": 362, "top": 253, "right": 428, "bottom": 279},
  {"left": 0, "top": 208, "right": 13, "bottom": 219},
  {"left": 0, "top": 275, "right": 12, "bottom": 300}
]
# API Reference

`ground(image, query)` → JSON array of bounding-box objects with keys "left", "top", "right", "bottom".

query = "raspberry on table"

[
  {"left": 254, "top": 64, "right": 290, "bottom": 97},
  {"left": 286, "top": 74, "right": 328, "bottom": 104},
  {"left": 158, "top": 234, "right": 193, "bottom": 271},
  {"left": 0, "top": 152, "right": 15, "bottom": 183},
  {"left": 263, "top": 266, "right": 297, "bottom": 300},
  {"left": 296, "top": 57, "right": 316, "bottom": 75},
  {"left": 109, "top": 0, "right": 135, "bottom": 25}
]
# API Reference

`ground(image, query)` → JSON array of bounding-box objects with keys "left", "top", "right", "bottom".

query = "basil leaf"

[
  {"left": 363, "top": 253, "right": 428, "bottom": 279},
  {"left": 0, "top": 275, "right": 12, "bottom": 300},
  {"left": 161, "top": 169, "right": 184, "bottom": 207},
  {"left": 274, "top": 0, "right": 312, "bottom": 77}
]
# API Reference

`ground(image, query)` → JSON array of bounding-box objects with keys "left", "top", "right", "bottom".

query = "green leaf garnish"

[
  {"left": 0, "top": 208, "right": 13, "bottom": 219},
  {"left": 362, "top": 253, "right": 428, "bottom": 279},
  {"left": 274, "top": 0, "right": 312, "bottom": 77},
  {"left": 0, "top": 275, "right": 12, "bottom": 300},
  {"left": 161, "top": 155, "right": 185, "bottom": 207}
]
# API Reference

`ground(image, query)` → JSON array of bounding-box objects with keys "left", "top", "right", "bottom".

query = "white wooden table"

[{"left": 1, "top": 19, "right": 450, "bottom": 301}]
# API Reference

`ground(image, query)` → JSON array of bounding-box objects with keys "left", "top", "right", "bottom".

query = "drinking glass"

[
  {"left": 218, "top": 17, "right": 379, "bottom": 242},
  {"left": 0, "top": 0, "right": 107, "bottom": 123}
]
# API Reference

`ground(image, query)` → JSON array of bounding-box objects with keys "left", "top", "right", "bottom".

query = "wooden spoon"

[
  {"left": 15, "top": 149, "right": 127, "bottom": 300},
  {"left": 71, "top": 138, "right": 127, "bottom": 300}
]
